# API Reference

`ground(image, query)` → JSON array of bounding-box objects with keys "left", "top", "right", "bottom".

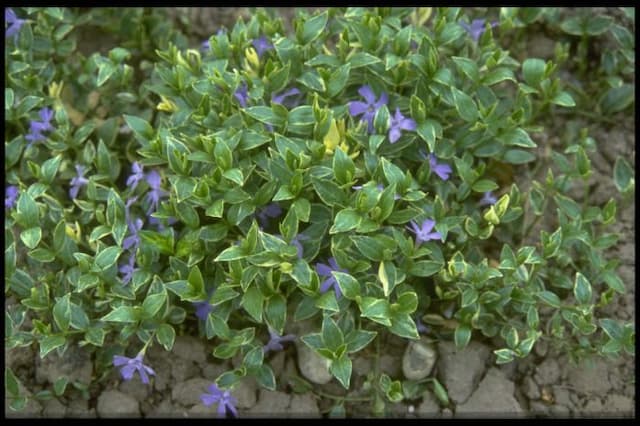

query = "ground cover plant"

[{"left": 4, "top": 7, "right": 635, "bottom": 418}]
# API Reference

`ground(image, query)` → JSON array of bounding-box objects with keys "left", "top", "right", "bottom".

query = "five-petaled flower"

[
  {"left": 252, "top": 35, "right": 273, "bottom": 58},
  {"left": 112, "top": 352, "right": 155, "bottom": 384},
  {"left": 263, "top": 327, "right": 296, "bottom": 354},
  {"left": 26, "top": 107, "right": 55, "bottom": 147},
  {"left": 271, "top": 87, "right": 302, "bottom": 109},
  {"left": 348, "top": 85, "right": 388, "bottom": 134},
  {"left": 479, "top": 191, "right": 497, "bottom": 207},
  {"left": 234, "top": 82, "right": 249, "bottom": 108},
  {"left": 123, "top": 218, "right": 143, "bottom": 251},
  {"left": 388, "top": 108, "right": 417, "bottom": 143},
  {"left": 460, "top": 19, "right": 498, "bottom": 42},
  {"left": 5, "top": 8, "right": 26, "bottom": 38},
  {"left": 69, "top": 164, "right": 89, "bottom": 199},
  {"left": 407, "top": 219, "right": 443, "bottom": 246},
  {"left": 201, "top": 383, "right": 238, "bottom": 418},
  {"left": 5, "top": 185, "right": 19, "bottom": 209},
  {"left": 316, "top": 257, "right": 349, "bottom": 299},
  {"left": 428, "top": 154, "right": 452, "bottom": 181},
  {"left": 118, "top": 254, "right": 138, "bottom": 286},
  {"left": 126, "top": 162, "right": 144, "bottom": 191}
]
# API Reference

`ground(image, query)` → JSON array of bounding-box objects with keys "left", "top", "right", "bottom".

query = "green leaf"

[
  {"left": 52, "top": 295, "right": 71, "bottom": 332},
  {"left": 20, "top": 227, "right": 42, "bottom": 249},
  {"left": 600, "top": 84, "right": 634, "bottom": 115},
  {"left": 241, "top": 286, "right": 264, "bottom": 322},
  {"left": 503, "top": 149, "right": 536, "bottom": 164},
  {"left": 215, "top": 245, "right": 246, "bottom": 262},
  {"left": 378, "top": 260, "right": 396, "bottom": 297},
  {"left": 345, "top": 330, "right": 377, "bottom": 353},
  {"left": 389, "top": 312, "right": 419, "bottom": 339},
  {"left": 255, "top": 364, "right": 276, "bottom": 391},
  {"left": 330, "top": 209, "right": 362, "bottom": 234},
  {"left": 53, "top": 376, "right": 69, "bottom": 396},
  {"left": 613, "top": 157, "right": 634, "bottom": 193},
  {"left": 322, "top": 315, "right": 344, "bottom": 351},
  {"left": 93, "top": 246, "right": 122, "bottom": 271},
  {"left": 522, "top": 58, "right": 545, "bottom": 87},
  {"left": 5, "top": 367, "right": 20, "bottom": 396},
  {"left": 100, "top": 306, "right": 138, "bottom": 323},
  {"left": 471, "top": 179, "right": 499, "bottom": 193},
  {"left": 329, "top": 354, "right": 352, "bottom": 389},
  {"left": 39, "top": 335, "right": 66, "bottom": 358},
  {"left": 409, "top": 260, "right": 442, "bottom": 277},
  {"left": 347, "top": 52, "right": 382, "bottom": 69},
  {"left": 327, "top": 63, "right": 351, "bottom": 98},
  {"left": 17, "top": 192, "right": 39, "bottom": 228},
  {"left": 244, "top": 106, "right": 285, "bottom": 127},
  {"left": 332, "top": 271, "right": 360, "bottom": 300},
  {"left": 574, "top": 272, "right": 592, "bottom": 305},
  {"left": 601, "top": 270, "right": 625, "bottom": 294},
  {"left": 156, "top": 324, "right": 175, "bottom": 351},
  {"left": 97, "top": 62, "right": 116, "bottom": 87},
  {"left": 553, "top": 193, "right": 581, "bottom": 218},
  {"left": 206, "top": 313, "right": 231, "bottom": 340},
  {"left": 359, "top": 297, "right": 392, "bottom": 326},
  {"left": 84, "top": 327, "right": 105, "bottom": 347},
  {"left": 536, "top": 291, "right": 562, "bottom": 308},
  {"left": 454, "top": 324, "right": 472, "bottom": 349},
  {"left": 300, "top": 11, "right": 328, "bottom": 45},
  {"left": 451, "top": 86, "right": 478, "bottom": 122},
  {"left": 311, "top": 177, "right": 347, "bottom": 207},
  {"left": 123, "top": 115, "right": 154, "bottom": 141},
  {"left": 432, "top": 378, "right": 449, "bottom": 405},
  {"left": 265, "top": 294, "right": 287, "bottom": 334},
  {"left": 142, "top": 292, "right": 167, "bottom": 318},
  {"left": 333, "top": 147, "right": 355, "bottom": 185},
  {"left": 551, "top": 91, "right": 576, "bottom": 107},
  {"left": 40, "top": 155, "right": 63, "bottom": 185},
  {"left": 297, "top": 70, "right": 326, "bottom": 92}
]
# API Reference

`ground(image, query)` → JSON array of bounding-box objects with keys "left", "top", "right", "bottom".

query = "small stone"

[
  {"left": 233, "top": 377, "right": 258, "bottom": 409},
  {"left": 146, "top": 398, "right": 183, "bottom": 418},
  {"left": 96, "top": 390, "right": 140, "bottom": 418},
  {"left": 528, "top": 401, "right": 550, "bottom": 417},
  {"left": 269, "top": 351, "right": 286, "bottom": 379},
  {"left": 5, "top": 345, "right": 35, "bottom": 371},
  {"left": 549, "top": 404, "right": 571, "bottom": 417},
  {"left": 246, "top": 390, "right": 291, "bottom": 417},
  {"left": 119, "top": 378, "right": 151, "bottom": 402},
  {"left": 534, "top": 340, "right": 548, "bottom": 357},
  {"left": 565, "top": 358, "right": 612, "bottom": 395},
  {"left": 288, "top": 393, "right": 321, "bottom": 417},
  {"left": 551, "top": 386, "right": 573, "bottom": 408},
  {"left": 187, "top": 403, "right": 219, "bottom": 417},
  {"left": 201, "top": 361, "right": 230, "bottom": 381},
  {"left": 35, "top": 344, "right": 93, "bottom": 386},
  {"left": 380, "top": 354, "right": 402, "bottom": 378},
  {"left": 171, "top": 336, "right": 208, "bottom": 364},
  {"left": 534, "top": 359, "right": 560, "bottom": 386},
  {"left": 402, "top": 337, "right": 437, "bottom": 381},
  {"left": 522, "top": 377, "right": 540, "bottom": 400},
  {"left": 436, "top": 340, "right": 490, "bottom": 404},
  {"left": 170, "top": 358, "right": 200, "bottom": 383},
  {"left": 582, "top": 398, "right": 605, "bottom": 416},
  {"left": 352, "top": 355, "right": 373, "bottom": 377},
  {"left": 66, "top": 398, "right": 92, "bottom": 418},
  {"left": 42, "top": 398, "right": 67, "bottom": 418},
  {"left": 455, "top": 368, "right": 525, "bottom": 417},
  {"left": 527, "top": 34, "right": 556, "bottom": 60},
  {"left": 415, "top": 390, "right": 440, "bottom": 417},
  {"left": 152, "top": 358, "right": 171, "bottom": 392},
  {"left": 295, "top": 341, "right": 332, "bottom": 385},
  {"left": 171, "top": 378, "right": 211, "bottom": 407},
  {"left": 604, "top": 394, "right": 634, "bottom": 416}
]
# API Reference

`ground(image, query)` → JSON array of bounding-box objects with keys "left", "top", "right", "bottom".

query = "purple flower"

[
  {"left": 348, "top": 85, "right": 388, "bottom": 134},
  {"left": 25, "top": 107, "right": 55, "bottom": 147},
  {"left": 126, "top": 162, "right": 144, "bottom": 191},
  {"left": 123, "top": 218, "right": 143, "bottom": 251},
  {"left": 263, "top": 328, "right": 296, "bottom": 354},
  {"left": 193, "top": 292, "right": 214, "bottom": 321},
  {"left": 143, "top": 170, "right": 167, "bottom": 215},
  {"left": 234, "top": 82, "right": 249, "bottom": 108},
  {"left": 428, "top": 154, "right": 452, "bottom": 181},
  {"left": 118, "top": 254, "right": 138, "bottom": 286},
  {"left": 201, "top": 383, "right": 238, "bottom": 418},
  {"left": 291, "top": 234, "right": 308, "bottom": 259},
  {"left": 256, "top": 202, "right": 282, "bottom": 228},
  {"left": 112, "top": 352, "right": 155, "bottom": 384},
  {"left": 201, "top": 39, "right": 211, "bottom": 51},
  {"left": 271, "top": 87, "right": 302, "bottom": 109},
  {"left": 5, "top": 8, "right": 26, "bottom": 38},
  {"left": 460, "top": 19, "right": 498, "bottom": 42},
  {"left": 5, "top": 185, "right": 19, "bottom": 209},
  {"left": 148, "top": 215, "right": 177, "bottom": 231},
  {"left": 479, "top": 191, "right": 498, "bottom": 207},
  {"left": 69, "top": 165, "right": 89, "bottom": 199},
  {"left": 388, "top": 108, "right": 417, "bottom": 144},
  {"left": 125, "top": 196, "right": 138, "bottom": 222},
  {"left": 316, "top": 257, "right": 349, "bottom": 299},
  {"left": 407, "top": 219, "right": 443, "bottom": 246},
  {"left": 415, "top": 316, "right": 430, "bottom": 334},
  {"left": 252, "top": 35, "right": 273, "bottom": 58}
]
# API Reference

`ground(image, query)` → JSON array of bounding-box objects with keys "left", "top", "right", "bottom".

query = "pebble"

[
  {"left": 295, "top": 341, "right": 332, "bottom": 385},
  {"left": 402, "top": 337, "right": 437, "bottom": 381},
  {"left": 96, "top": 390, "right": 140, "bottom": 418}
]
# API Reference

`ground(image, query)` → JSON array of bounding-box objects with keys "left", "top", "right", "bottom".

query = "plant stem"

[{"left": 313, "top": 390, "right": 372, "bottom": 403}]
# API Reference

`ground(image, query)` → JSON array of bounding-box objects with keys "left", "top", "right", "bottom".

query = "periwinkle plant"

[{"left": 4, "top": 6, "right": 634, "bottom": 417}]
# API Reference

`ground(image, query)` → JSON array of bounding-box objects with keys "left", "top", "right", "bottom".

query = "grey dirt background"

[{"left": 5, "top": 7, "right": 635, "bottom": 418}]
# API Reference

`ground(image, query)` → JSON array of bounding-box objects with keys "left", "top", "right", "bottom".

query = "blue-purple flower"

[
  {"left": 69, "top": 164, "right": 89, "bottom": 199},
  {"left": 5, "top": 185, "right": 19, "bottom": 209},
  {"left": 123, "top": 218, "right": 143, "bottom": 251},
  {"left": 252, "top": 35, "right": 273, "bottom": 58},
  {"left": 348, "top": 85, "right": 389, "bottom": 134},
  {"left": 388, "top": 108, "right": 417, "bottom": 143},
  {"left": 143, "top": 170, "right": 167, "bottom": 215},
  {"left": 126, "top": 162, "right": 144, "bottom": 191},
  {"left": 271, "top": 87, "right": 302, "bottom": 109},
  {"left": 112, "top": 352, "right": 155, "bottom": 384},
  {"left": 193, "top": 290, "right": 215, "bottom": 321},
  {"left": 201, "top": 383, "right": 238, "bottom": 418},
  {"left": 316, "top": 257, "right": 349, "bottom": 299},
  {"left": 415, "top": 316, "right": 430, "bottom": 334},
  {"left": 407, "top": 219, "right": 443, "bottom": 246},
  {"left": 118, "top": 254, "right": 138, "bottom": 286},
  {"left": 234, "top": 82, "right": 249, "bottom": 108},
  {"left": 460, "top": 19, "right": 498, "bottom": 42},
  {"left": 479, "top": 191, "right": 497, "bottom": 207},
  {"left": 256, "top": 202, "right": 282, "bottom": 228},
  {"left": 25, "top": 107, "right": 55, "bottom": 147},
  {"left": 428, "top": 154, "right": 452, "bottom": 181},
  {"left": 5, "top": 8, "right": 26, "bottom": 38},
  {"left": 263, "top": 328, "right": 296, "bottom": 354}
]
